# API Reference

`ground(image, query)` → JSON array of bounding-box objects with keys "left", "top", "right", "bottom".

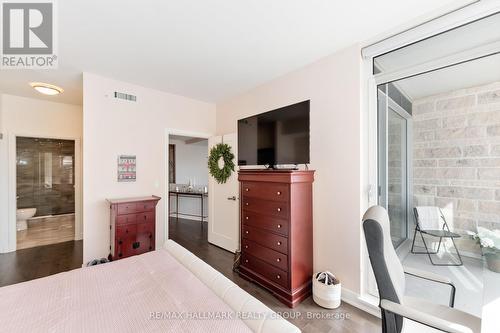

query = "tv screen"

[{"left": 237, "top": 100, "right": 310, "bottom": 166}]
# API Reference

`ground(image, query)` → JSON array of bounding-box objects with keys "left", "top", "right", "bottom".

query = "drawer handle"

[
  {"left": 277, "top": 224, "right": 282, "bottom": 229},
  {"left": 244, "top": 245, "right": 248, "bottom": 249},
  {"left": 277, "top": 208, "right": 281, "bottom": 212},
  {"left": 276, "top": 258, "right": 281, "bottom": 262},
  {"left": 276, "top": 274, "right": 281, "bottom": 279},
  {"left": 277, "top": 191, "right": 281, "bottom": 195},
  {"left": 245, "top": 231, "right": 249, "bottom": 234},
  {"left": 277, "top": 241, "right": 282, "bottom": 246},
  {"left": 245, "top": 216, "right": 249, "bottom": 220}
]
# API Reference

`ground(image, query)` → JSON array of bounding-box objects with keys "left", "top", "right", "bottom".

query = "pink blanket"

[{"left": 0, "top": 249, "right": 252, "bottom": 332}]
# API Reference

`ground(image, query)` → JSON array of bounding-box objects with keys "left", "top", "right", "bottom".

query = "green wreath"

[{"left": 208, "top": 143, "right": 235, "bottom": 184}]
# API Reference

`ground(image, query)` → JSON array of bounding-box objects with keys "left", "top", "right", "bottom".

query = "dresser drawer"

[
  {"left": 242, "top": 239, "right": 288, "bottom": 271},
  {"left": 137, "top": 201, "right": 156, "bottom": 212},
  {"left": 117, "top": 203, "right": 137, "bottom": 215},
  {"left": 241, "top": 253, "right": 289, "bottom": 289},
  {"left": 136, "top": 211, "right": 155, "bottom": 224},
  {"left": 242, "top": 210, "right": 288, "bottom": 236},
  {"left": 242, "top": 225, "right": 288, "bottom": 254},
  {"left": 241, "top": 181, "right": 289, "bottom": 202},
  {"left": 116, "top": 213, "right": 137, "bottom": 225},
  {"left": 116, "top": 224, "right": 137, "bottom": 239},
  {"left": 242, "top": 197, "right": 289, "bottom": 219}
]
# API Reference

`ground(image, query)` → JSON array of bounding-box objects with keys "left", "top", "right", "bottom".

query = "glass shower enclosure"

[{"left": 16, "top": 137, "right": 76, "bottom": 217}]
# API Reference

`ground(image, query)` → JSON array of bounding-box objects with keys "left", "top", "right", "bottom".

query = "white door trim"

[
  {"left": 164, "top": 128, "right": 213, "bottom": 244},
  {"left": 4, "top": 133, "right": 82, "bottom": 253}
]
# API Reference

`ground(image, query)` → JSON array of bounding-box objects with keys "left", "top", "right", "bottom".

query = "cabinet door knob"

[
  {"left": 245, "top": 202, "right": 249, "bottom": 206},
  {"left": 245, "top": 230, "right": 249, "bottom": 234},
  {"left": 277, "top": 208, "right": 281, "bottom": 212},
  {"left": 245, "top": 188, "right": 249, "bottom": 192},
  {"left": 277, "top": 224, "right": 282, "bottom": 229},
  {"left": 245, "top": 259, "right": 249, "bottom": 263},
  {"left": 276, "top": 274, "right": 281, "bottom": 279},
  {"left": 244, "top": 245, "right": 248, "bottom": 249},
  {"left": 277, "top": 241, "right": 281, "bottom": 246},
  {"left": 118, "top": 240, "right": 123, "bottom": 245},
  {"left": 276, "top": 258, "right": 281, "bottom": 262},
  {"left": 245, "top": 216, "right": 249, "bottom": 220},
  {"left": 277, "top": 191, "right": 281, "bottom": 195}
]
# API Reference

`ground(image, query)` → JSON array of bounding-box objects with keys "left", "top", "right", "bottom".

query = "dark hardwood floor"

[
  {"left": 169, "top": 217, "right": 380, "bottom": 333},
  {"left": 0, "top": 240, "right": 83, "bottom": 287}
]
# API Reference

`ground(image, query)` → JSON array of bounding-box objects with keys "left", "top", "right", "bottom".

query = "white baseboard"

[{"left": 341, "top": 287, "right": 381, "bottom": 318}]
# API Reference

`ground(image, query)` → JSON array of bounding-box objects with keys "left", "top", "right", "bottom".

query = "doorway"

[
  {"left": 16, "top": 136, "right": 77, "bottom": 250},
  {"left": 167, "top": 134, "right": 209, "bottom": 248}
]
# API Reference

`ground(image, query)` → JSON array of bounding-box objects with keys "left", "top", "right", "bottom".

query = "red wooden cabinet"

[
  {"left": 238, "top": 170, "right": 314, "bottom": 308},
  {"left": 107, "top": 196, "right": 161, "bottom": 260}
]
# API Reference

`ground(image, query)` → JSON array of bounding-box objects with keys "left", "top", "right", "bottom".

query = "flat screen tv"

[{"left": 237, "top": 100, "right": 310, "bottom": 167}]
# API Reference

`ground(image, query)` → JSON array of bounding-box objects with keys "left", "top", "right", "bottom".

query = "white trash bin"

[{"left": 312, "top": 271, "right": 341, "bottom": 309}]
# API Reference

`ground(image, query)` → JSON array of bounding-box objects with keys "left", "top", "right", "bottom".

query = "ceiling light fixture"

[{"left": 29, "top": 82, "right": 64, "bottom": 95}]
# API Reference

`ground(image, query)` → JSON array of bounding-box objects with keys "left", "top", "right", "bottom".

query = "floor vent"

[{"left": 114, "top": 92, "right": 137, "bottom": 102}]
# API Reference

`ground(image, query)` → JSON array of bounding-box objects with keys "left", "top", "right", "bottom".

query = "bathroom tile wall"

[
  {"left": 412, "top": 81, "right": 500, "bottom": 255},
  {"left": 17, "top": 137, "right": 75, "bottom": 216}
]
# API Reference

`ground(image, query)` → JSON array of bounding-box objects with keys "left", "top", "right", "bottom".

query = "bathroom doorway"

[{"left": 16, "top": 137, "right": 76, "bottom": 250}]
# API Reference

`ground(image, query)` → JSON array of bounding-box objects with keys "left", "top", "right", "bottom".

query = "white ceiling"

[
  {"left": 395, "top": 52, "right": 500, "bottom": 101},
  {"left": 0, "top": 0, "right": 462, "bottom": 105}
]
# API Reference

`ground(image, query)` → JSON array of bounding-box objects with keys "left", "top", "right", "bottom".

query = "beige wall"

[
  {"left": 82, "top": 73, "right": 216, "bottom": 263},
  {"left": 216, "top": 45, "right": 363, "bottom": 293},
  {"left": 412, "top": 81, "right": 500, "bottom": 255},
  {"left": 0, "top": 94, "right": 83, "bottom": 252}
]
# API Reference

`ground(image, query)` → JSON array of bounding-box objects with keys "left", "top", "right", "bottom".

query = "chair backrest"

[
  {"left": 414, "top": 206, "right": 444, "bottom": 230},
  {"left": 363, "top": 205, "right": 405, "bottom": 333}
]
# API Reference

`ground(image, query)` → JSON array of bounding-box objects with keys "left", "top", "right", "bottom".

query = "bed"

[{"left": 0, "top": 240, "right": 300, "bottom": 333}]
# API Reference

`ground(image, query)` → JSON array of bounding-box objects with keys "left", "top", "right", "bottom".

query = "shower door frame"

[{"left": 5, "top": 133, "right": 83, "bottom": 253}]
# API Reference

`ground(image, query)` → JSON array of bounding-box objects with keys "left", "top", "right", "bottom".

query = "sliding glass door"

[{"left": 378, "top": 87, "right": 411, "bottom": 248}]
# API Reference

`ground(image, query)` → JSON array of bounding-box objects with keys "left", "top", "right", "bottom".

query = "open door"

[{"left": 208, "top": 133, "right": 239, "bottom": 252}]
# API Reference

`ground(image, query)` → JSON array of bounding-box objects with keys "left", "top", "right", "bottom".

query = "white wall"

[
  {"left": 0, "top": 94, "right": 83, "bottom": 252},
  {"left": 170, "top": 138, "right": 208, "bottom": 186},
  {"left": 169, "top": 138, "right": 208, "bottom": 221},
  {"left": 216, "top": 45, "right": 363, "bottom": 294},
  {"left": 83, "top": 73, "right": 216, "bottom": 263}
]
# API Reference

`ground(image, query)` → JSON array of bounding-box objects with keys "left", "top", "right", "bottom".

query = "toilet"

[{"left": 16, "top": 208, "right": 37, "bottom": 231}]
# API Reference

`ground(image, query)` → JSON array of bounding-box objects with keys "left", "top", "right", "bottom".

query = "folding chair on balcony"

[{"left": 411, "top": 206, "right": 463, "bottom": 266}]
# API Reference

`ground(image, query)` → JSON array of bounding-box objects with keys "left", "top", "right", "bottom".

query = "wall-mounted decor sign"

[{"left": 117, "top": 155, "right": 136, "bottom": 182}]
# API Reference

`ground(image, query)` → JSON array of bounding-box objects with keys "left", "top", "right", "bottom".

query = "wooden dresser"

[
  {"left": 107, "top": 196, "right": 161, "bottom": 260},
  {"left": 238, "top": 170, "right": 314, "bottom": 307}
]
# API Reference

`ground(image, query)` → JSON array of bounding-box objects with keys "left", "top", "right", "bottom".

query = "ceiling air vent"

[{"left": 114, "top": 91, "right": 137, "bottom": 102}]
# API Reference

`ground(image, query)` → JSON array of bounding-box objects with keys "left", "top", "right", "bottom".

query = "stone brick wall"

[{"left": 412, "top": 81, "right": 500, "bottom": 255}]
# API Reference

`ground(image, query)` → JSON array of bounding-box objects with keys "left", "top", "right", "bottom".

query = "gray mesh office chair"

[{"left": 362, "top": 205, "right": 480, "bottom": 333}]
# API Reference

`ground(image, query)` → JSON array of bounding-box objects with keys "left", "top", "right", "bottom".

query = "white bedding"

[{"left": 0, "top": 244, "right": 280, "bottom": 332}]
